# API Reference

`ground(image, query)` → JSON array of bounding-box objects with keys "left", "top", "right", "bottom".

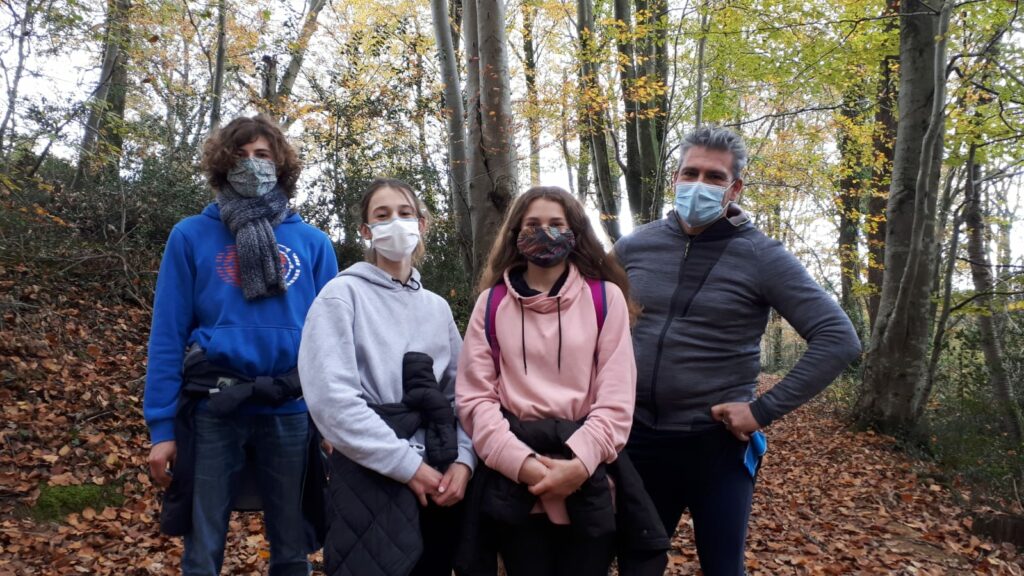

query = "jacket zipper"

[{"left": 649, "top": 239, "right": 692, "bottom": 426}]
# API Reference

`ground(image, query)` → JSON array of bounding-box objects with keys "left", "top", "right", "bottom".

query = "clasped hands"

[
  {"left": 407, "top": 461, "right": 472, "bottom": 507},
  {"left": 517, "top": 454, "right": 589, "bottom": 498}
]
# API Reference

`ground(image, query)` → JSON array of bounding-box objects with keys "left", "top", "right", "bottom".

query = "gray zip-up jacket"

[
  {"left": 298, "top": 262, "right": 476, "bottom": 483},
  {"left": 613, "top": 205, "right": 861, "bottom": 432}
]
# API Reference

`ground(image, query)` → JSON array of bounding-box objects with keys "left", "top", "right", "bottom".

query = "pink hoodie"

[{"left": 456, "top": 264, "right": 637, "bottom": 524}]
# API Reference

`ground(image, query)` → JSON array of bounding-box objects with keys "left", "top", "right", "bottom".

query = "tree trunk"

[
  {"left": 431, "top": 0, "right": 473, "bottom": 276},
  {"left": 693, "top": 6, "right": 708, "bottom": 130},
  {"left": 836, "top": 90, "right": 868, "bottom": 342},
  {"left": 858, "top": 0, "right": 952, "bottom": 433},
  {"left": 209, "top": 0, "right": 227, "bottom": 131},
  {"left": 71, "top": 0, "right": 131, "bottom": 193},
  {"left": 272, "top": 0, "right": 328, "bottom": 126},
  {"left": 617, "top": 0, "right": 668, "bottom": 225},
  {"left": 866, "top": 9, "right": 899, "bottom": 329},
  {"left": 578, "top": 0, "right": 620, "bottom": 241},
  {"left": 466, "top": 0, "right": 516, "bottom": 276},
  {"left": 637, "top": 0, "right": 668, "bottom": 223},
  {"left": 523, "top": 0, "right": 540, "bottom": 186},
  {"left": 0, "top": 0, "right": 37, "bottom": 160},
  {"left": 964, "top": 146, "right": 1024, "bottom": 444}
]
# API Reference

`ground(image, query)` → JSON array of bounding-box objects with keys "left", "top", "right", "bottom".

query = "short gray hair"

[{"left": 677, "top": 126, "right": 748, "bottom": 181}]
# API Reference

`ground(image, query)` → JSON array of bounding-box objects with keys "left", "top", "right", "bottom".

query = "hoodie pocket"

[{"left": 203, "top": 325, "right": 301, "bottom": 376}]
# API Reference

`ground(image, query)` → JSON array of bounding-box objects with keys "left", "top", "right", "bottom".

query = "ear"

[
  {"left": 728, "top": 179, "right": 744, "bottom": 203},
  {"left": 418, "top": 217, "right": 427, "bottom": 235},
  {"left": 359, "top": 223, "right": 372, "bottom": 241}
]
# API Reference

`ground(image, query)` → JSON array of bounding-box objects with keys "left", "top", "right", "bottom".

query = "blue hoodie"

[{"left": 144, "top": 203, "right": 339, "bottom": 445}]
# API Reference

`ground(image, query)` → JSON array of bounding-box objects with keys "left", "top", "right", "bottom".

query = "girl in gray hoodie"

[{"left": 298, "top": 179, "right": 476, "bottom": 576}]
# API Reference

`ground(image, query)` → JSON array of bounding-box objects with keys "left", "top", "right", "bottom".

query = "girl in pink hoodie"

[{"left": 456, "top": 186, "right": 639, "bottom": 575}]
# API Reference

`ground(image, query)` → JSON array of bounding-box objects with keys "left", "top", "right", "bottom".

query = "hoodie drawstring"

[
  {"left": 519, "top": 299, "right": 528, "bottom": 375},
  {"left": 556, "top": 297, "right": 563, "bottom": 372}
]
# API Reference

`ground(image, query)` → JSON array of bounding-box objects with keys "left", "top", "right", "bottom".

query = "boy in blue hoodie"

[{"left": 144, "top": 114, "right": 338, "bottom": 575}]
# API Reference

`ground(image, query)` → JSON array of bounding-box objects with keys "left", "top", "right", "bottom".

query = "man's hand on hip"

[{"left": 711, "top": 402, "right": 760, "bottom": 441}]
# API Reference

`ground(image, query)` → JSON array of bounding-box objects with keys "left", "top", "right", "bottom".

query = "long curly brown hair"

[
  {"left": 200, "top": 114, "right": 301, "bottom": 198},
  {"left": 477, "top": 186, "right": 639, "bottom": 322}
]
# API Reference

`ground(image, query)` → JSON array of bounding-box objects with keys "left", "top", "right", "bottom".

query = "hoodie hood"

[
  {"left": 339, "top": 261, "right": 422, "bottom": 291},
  {"left": 501, "top": 264, "right": 590, "bottom": 374},
  {"left": 202, "top": 202, "right": 302, "bottom": 224}
]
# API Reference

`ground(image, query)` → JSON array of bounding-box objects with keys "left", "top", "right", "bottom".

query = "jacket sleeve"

[
  {"left": 749, "top": 241, "right": 862, "bottom": 427},
  {"left": 143, "top": 226, "right": 196, "bottom": 445},
  {"left": 443, "top": 312, "right": 478, "bottom": 471},
  {"left": 456, "top": 292, "right": 536, "bottom": 482},
  {"left": 565, "top": 282, "right": 637, "bottom": 474},
  {"left": 312, "top": 234, "right": 339, "bottom": 293},
  {"left": 299, "top": 293, "right": 423, "bottom": 483}
]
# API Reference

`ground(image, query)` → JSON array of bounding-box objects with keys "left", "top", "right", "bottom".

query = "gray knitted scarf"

[{"left": 217, "top": 185, "right": 291, "bottom": 300}]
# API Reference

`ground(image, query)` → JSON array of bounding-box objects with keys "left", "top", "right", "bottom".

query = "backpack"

[{"left": 483, "top": 277, "right": 608, "bottom": 373}]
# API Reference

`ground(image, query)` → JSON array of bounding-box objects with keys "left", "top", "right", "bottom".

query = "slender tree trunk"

[
  {"left": 637, "top": 0, "right": 668, "bottom": 223},
  {"left": 431, "top": 0, "right": 473, "bottom": 276},
  {"left": 71, "top": 0, "right": 131, "bottom": 193},
  {"left": 209, "top": 0, "right": 227, "bottom": 131},
  {"left": 858, "top": 0, "right": 952, "bottom": 433},
  {"left": 866, "top": 7, "right": 899, "bottom": 329},
  {"left": 693, "top": 6, "right": 708, "bottom": 130},
  {"left": 837, "top": 89, "right": 868, "bottom": 342},
  {"left": 964, "top": 146, "right": 1024, "bottom": 444},
  {"left": 0, "top": 0, "right": 37, "bottom": 160},
  {"left": 466, "top": 0, "right": 516, "bottom": 275},
  {"left": 923, "top": 206, "right": 961, "bottom": 406},
  {"left": 614, "top": 0, "right": 642, "bottom": 220},
  {"left": 523, "top": 0, "right": 540, "bottom": 186},
  {"left": 578, "top": 0, "right": 620, "bottom": 241},
  {"left": 272, "top": 0, "right": 328, "bottom": 126}
]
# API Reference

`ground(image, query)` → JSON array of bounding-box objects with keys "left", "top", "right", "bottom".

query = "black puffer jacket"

[
  {"left": 457, "top": 412, "right": 669, "bottom": 576},
  {"left": 323, "top": 352, "right": 459, "bottom": 576}
]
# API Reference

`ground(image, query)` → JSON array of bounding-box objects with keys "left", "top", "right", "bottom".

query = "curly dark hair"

[{"left": 200, "top": 114, "right": 301, "bottom": 197}]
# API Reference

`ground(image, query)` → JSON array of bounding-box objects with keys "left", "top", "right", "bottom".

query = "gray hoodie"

[{"left": 298, "top": 261, "right": 476, "bottom": 483}]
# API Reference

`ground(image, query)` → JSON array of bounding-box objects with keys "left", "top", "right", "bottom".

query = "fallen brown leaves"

[{"left": 1, "top": 263, "right": 1021, "bottom": 575}]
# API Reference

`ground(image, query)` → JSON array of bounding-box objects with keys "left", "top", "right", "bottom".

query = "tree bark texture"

[
  {"left": 466, "top": 0, "right": 516, "bottom": 277},
  {"left": 431, "top": 0, "right": 473, "bottom": 277},
  {"left": 858, "top": 0, "right": 951, "bottom": 433},
  {"left": 523, "top": 0, "right": 540, "bottom": 186}
]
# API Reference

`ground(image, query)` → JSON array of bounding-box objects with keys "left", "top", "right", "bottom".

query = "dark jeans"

[
  {"left": 494, "top": 515, "right": 615, "bottom": 576},
  {"left": 182, "top": 411, "right": 312, "bottom": 576},
  {"left": 626, "top": 424, "right": 756, "bottom": 576}
]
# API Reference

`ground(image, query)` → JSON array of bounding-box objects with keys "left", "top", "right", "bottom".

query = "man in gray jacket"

[{"left": 614, "top": 126, "right": 861, "bottom": 576}]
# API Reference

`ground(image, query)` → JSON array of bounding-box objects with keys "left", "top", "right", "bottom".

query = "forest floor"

[{"left": 0, "top": 262, "right": 1022, "bottom": 575}]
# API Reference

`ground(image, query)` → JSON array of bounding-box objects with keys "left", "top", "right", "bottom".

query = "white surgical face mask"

[{"left": 369, "top": 217, "right": 421, "bottom": 261}]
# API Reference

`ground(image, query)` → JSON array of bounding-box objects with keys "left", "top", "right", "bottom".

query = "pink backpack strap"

[
  {"left": 485, "top": 283, "right": 508, "bottom": 373},
  {"left": 585, "top": 277, "right": 608, "bottom": 331}
]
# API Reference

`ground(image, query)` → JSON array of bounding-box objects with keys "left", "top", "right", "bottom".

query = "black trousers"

[
  {"left": 494, "top": 515, "right": 614, "bottom": 576},
  {"left": 626, "top": 424, "right": 757, "bottom": 576},
  {"left": 411, "top": 503, "right": 463, "bottom": 576}
]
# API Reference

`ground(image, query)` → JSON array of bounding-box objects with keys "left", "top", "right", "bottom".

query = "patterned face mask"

[
  {"left": 516, "top": 226, "right": 577, "bottom": 268},
  {"left": 227, "top": 156, "right": 278, "bottom": 198}
]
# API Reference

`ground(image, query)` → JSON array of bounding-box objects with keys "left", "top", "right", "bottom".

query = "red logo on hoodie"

[{"left": 215, "top": 244, "right": 302, "bottom": 288}]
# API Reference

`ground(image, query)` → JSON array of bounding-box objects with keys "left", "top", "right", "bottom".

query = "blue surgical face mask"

[
  {"left": 674, "top": 181, "right": 730, "bottom": 228},
  {"left": 227, "top": 156, "right": 278, "bottom": 198}
]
